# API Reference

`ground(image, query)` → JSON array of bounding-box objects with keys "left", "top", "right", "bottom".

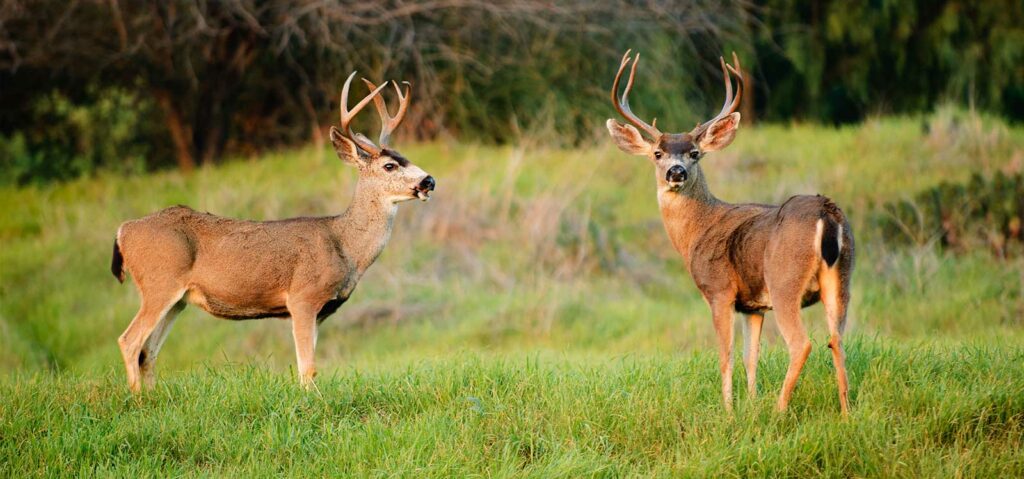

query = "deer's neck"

[
  {"left": 332, "top": 184, "right": 398, "bottom": 275},
  {"left": 657, "top": 164, "right": 725, "bottom": 261}
]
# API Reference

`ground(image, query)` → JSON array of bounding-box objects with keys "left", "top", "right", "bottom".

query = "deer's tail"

[
  {"left": 820, "top": 217, "right": 841, "bottom": 268},
  {"left": 111, "top": 233, "right": 125, "bottom": 283},
  {"left": 817, "top": 198, "right": 847, "bottom": 269}
]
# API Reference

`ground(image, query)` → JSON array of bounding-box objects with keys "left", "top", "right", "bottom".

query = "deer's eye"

[
  {"left": 654, "top": 151, "right": 663, "bottom": 159},
  {"left": 383, "top": 163, "right": 398, "bottom": 172},
  {"left": 689, "top": 150, "right": 701, "bottom": 160}
]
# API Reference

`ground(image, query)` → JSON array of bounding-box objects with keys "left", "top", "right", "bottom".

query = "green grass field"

[{"left": 2, "top": 112, "right": 1023, "bottom": 476}]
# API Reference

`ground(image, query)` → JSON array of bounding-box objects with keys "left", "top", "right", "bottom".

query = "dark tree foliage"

[
  {"left": 752, "top": 0, "right": 1024, "bottom": 123},
  {"left": 0, "top": 0, "right": 753, "bottom": 182},
  {"left": 0, "top": 0, "right": 1021, "bottom": 183}
]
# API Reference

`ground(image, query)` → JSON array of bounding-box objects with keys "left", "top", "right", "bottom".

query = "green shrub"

[
  {"left": 874, "top": 171, "right": 1024, "bottom": 258},
  {"left": 0, "top": 87, "right": 156, "bottom": 185}
]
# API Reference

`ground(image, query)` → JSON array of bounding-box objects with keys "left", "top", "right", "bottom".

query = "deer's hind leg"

[
  {"left": 139, "top": 300, "right": 185, "bottom": 389},
  {"left": 770, "top": 297, "right": 811, "bottom": 412},
  {"left": 765, "top": 249, "right": 818, "bottom": 412},
  {"left": 819, "top": 261, "right": 851, "bottom": 415},
  {"left": 119, "top": 287, "right": 186, "bottom": 393}
]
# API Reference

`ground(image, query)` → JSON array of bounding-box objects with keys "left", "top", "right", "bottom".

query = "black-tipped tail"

[
  {"left": 821, "top": 218, "right": 840, "bottom": 268},
  {"left": 111, "top": 237, "right": 125, "bottom": 283}
]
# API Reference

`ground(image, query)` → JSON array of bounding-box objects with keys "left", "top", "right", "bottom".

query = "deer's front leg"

[
  {"left": 287, "top": 299, "right": 320, "bottom": 388},
  {"left": 743, "top": 313, "right": 764, "bottom": 398},
  {"left": 710, "top": 299, "right": 736, "bottom": 411}
]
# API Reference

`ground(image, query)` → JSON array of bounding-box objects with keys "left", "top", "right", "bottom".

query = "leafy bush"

[
  {"left": 0, "top": 87, "right": 157, "bottom": 185},
  {"left": 874, "top": 171, "right": 1024, "bottom": 258}
]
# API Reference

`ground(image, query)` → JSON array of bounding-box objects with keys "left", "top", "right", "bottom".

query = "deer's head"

[
  {"left": 330, "top": 73, "right": 435, "bottom": 204},
  {"left": 606, "top": 51, "right": 743, "bottom": 192}
]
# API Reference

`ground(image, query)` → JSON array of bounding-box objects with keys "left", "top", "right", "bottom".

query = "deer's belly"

[
  {"left": 733, "top": 275, "right": 822, "bottom": 314},
  {"left": 736, "top": 290, "right": 772, "bottom": 313},
  {"left": 186, "top": 286, "right": 290, "bottom": 320}
]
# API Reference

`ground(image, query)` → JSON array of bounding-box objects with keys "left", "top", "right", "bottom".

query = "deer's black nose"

[
  {"left": 666, "top": 165, "right": 688, "bottom": 183},
  {"left": 419, "top": 176, "right": 435, "bottom": 191}
]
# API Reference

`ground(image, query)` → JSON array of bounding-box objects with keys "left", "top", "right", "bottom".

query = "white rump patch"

[{"left": 813, "top": 219, "right": 824, "bottom": 254}]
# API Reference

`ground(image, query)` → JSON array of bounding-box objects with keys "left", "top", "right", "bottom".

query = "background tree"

[{"left": 1, "top": 0, "right": 1021, "bottom": 184}]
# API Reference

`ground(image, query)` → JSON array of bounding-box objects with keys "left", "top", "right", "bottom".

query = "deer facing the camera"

[
  {"left": 606, "top": 51, "right": 855, "bottom": 414},
  {"left": 111, "top": 73, "right": 435, "bottom": 393}
]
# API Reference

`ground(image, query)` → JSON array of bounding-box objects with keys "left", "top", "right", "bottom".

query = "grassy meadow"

[{"left": 2, "top": 112, "right": 1023, "bottom": 476}]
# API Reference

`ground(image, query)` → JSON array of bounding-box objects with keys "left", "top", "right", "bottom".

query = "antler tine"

[
  {"left": 339, "top": 71, "right": 387, "bottom": 155},
  {"left": 363, "top": 79, "right": 412, "bottom": 148},
  {"left": 726, "top": 51, "right": 743, "bottom": 112},
  {"left": 693, "top": 52, "right": 744, "bottom": 136},
  {"left": 611, "top": 50, "right": 661, "bottom": 139},
  {"left": 717, "top": 57, "right": 735, "bottom": 120}
]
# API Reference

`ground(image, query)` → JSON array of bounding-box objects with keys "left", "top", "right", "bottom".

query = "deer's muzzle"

[
  {"left": 414, "top": 175, "right": 435, "bottom": 201},
  {"left": 666, "top": 165, "right": 688, "bottom": 183}
]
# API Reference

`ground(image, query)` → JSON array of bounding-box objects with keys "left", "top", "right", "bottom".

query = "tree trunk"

[
  {"left": 154, "top": 89, "right": 195, "bottom": 173},
  {"left": 740, "top": 65, "right": 755, "bottom": 125},
  {"left": 299, "top": 85, "right": 324, "bottom": 152}
]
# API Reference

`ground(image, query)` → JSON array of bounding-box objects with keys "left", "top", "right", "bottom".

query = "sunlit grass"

[{"left": 2, "top": 342, "right": 1022, "bottom": 476}]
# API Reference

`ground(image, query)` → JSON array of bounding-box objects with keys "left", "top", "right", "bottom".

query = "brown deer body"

[
  {"left": 606, "top": 52, "right": 855, "bottom": 413},
  {"left": 111, "top": 74, "right": 434, "bottom": 393}
]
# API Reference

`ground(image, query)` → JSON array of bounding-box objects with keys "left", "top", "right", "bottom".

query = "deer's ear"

[
  {"left": 698, "top": 112, "right": 741, "bottom": 152},
  {"left": 330, "top": 127, "right": 363, "bottom": 166},
  {"left": 606, "top": 119, "right": 652, "bottom": 156}
]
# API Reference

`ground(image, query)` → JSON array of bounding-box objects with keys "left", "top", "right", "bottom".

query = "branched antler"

[
  {"left": 610, "top": 50, "right": 744, "bottom": 139},
  {"left": 362, "top": 78, "right": 412, "bottom": 148},
  {"left": 610, "top": 49, "right": 661, "bottom": 139},
  {"left": 338, "top": 71, "right": 388, "bottom": 155},
  {"left": 690, "top": 52, "right": 743, "bottom": 137}
]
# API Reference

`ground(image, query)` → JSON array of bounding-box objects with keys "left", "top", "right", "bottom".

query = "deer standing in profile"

[
  {"left": 606, "top": 51, "right": 855, "bottom": 414},
  {"left": 111, "top": 73, "right": 435, "bottom": 393}
]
